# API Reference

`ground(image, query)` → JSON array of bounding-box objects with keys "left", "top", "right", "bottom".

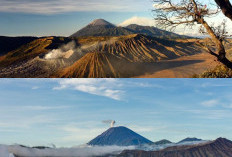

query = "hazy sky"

[
  {"left": 0, "top": 79, "right": 232, "bottom": 147},
  {"left": 0, "top": 0, "right": 232, "bottom": 36}
]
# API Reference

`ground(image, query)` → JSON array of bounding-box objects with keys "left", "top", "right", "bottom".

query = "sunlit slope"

[
  {"left": 0, "top": 37, "right": 72, "bottom": 67},
  {"left": 57, "top": 52, "right": 126, "bottom": 78}
]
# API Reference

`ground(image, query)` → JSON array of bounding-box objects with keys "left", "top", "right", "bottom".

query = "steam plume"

[
  {"left": 44, "top": 41, "right": 76, "bottom": 60},
  {"left": 102, "top": 120, "right": 116, "bottom": 128}
]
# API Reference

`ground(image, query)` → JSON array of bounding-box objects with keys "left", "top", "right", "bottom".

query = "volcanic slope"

[
  {"left": 0, "top": 34, "right": 205, "bottom": 78},
  {"left": 0, "top": 37, "right": 77, "bottom": 77},
  {"left": 57, "top": 34, "right": 206, "bottom": 78},
  {"left": 91, "top": 34, "right": 200, "bottom": 62},
  {"left": 57, "top": 34, "right": 203, "bottom": 78},
  {"left": 0, "top": 36, "right": 38, "bottom": 56},
  {"left": 118, "top": 138, "right": 232, "bottom": 157},
  {"left": 88, "top": 126, "right": 153, "bottom": 146},
  {"left": 56, "top": 52, "right": 139, "bottom": 78}
]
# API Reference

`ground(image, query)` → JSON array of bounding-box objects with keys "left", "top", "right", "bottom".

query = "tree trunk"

[
  {"left": 199, "top": 18, "right": 226, "bottom": 59},
  {"left": 197, "top": 17, "right": 232, "bottom": 68},
  {"left": 215, "top": 0, "right": 232, "bottom": 21}
]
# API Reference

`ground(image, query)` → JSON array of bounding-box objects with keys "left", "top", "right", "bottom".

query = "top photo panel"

[{"left": 0, "top": 0, "right": 232, "bottom": 78}]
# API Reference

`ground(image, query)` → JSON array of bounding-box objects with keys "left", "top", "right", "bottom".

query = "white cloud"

[
  {"left": 32, "top": 86, "right": 39, "bottom": 90},
  {"left": 119, "top": 16, "right": 156, "bottom": 27},
  {"left": 54, "top": 79, "right": 124, "bottom": 100},
  {"left": 153, "top": 2, "right": 172, "bottom": 9},
  {"left": 201, "top": 99, "right": 219, "bottom": 107}
]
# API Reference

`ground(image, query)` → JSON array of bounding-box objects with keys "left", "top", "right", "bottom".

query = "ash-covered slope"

[
  {"left": 88, "top": 126, "right": 153, "bottom": 146},
  {"left": 57, "top": 52, "right": 124, "bottom": 78},
  {"left": 93, "top": 34, "right": 199, "bottom": 62},
  {"left": 118, "top": 138, "right": 232, "bottom": 157}
]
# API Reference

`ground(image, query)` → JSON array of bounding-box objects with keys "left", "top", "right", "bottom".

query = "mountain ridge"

[{"left": 118, "top": 138, "right": 232, "bottom": 157}]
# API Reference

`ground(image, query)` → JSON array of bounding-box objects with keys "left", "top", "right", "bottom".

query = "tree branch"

[{"left": 215, "top": 0, "right": 232, "bottom": 21}]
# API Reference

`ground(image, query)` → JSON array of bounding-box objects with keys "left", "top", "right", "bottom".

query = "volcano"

[
  {"left": 88, "top": 126, "right": 153, "bottom": 146},
  {"left": 70, "top": 19, "right": 132, "bottom": 37}
]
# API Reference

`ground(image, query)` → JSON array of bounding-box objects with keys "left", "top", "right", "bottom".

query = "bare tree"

[
  {"left": 215, "top": 0, "right": 232, "bottom": 21},
  {"left": 153, "top": 0, "right": 232, "bottom": 68}
]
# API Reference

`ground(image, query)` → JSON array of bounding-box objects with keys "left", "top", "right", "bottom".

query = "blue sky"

[
  {"left": 0, "top": 79, "right": 232, "bottom": 147},
  {"left": 0, "top": 0, "right": 232, "bottom": 36},
  {"left": 0, "top": 0, "right": 154, "bottom": 36}
]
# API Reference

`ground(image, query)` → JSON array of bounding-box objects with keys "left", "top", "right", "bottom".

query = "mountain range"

[
  {"left": 70, "top": 19, "right": 187, "bottom": 39},
  {"left": 88, "top": 126, "right": 204, "bottom": 147}
]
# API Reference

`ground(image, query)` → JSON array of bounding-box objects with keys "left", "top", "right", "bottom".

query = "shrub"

[{"left": 194, "top": 65, "right": 232, "bottom": 78}]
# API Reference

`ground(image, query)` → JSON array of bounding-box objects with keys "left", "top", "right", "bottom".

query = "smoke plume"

[{"left": 102, "top": 120, "right": 116, "bottom": 127}]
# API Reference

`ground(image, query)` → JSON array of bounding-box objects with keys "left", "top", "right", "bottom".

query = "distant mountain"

[
  {"left": 88, "top": 126, "right": 153, "bottom": 146},
  {"left": 126, "top": 24, "right": 187, "bottom": 39},
  {"left": 118, "top": 138, "right": 232, "bottom": 157},
  {"left": 154, "top": 139, "right": 172, "bottom": 145},
  {"left": 89, "top": 19, "right": 115, "bottom": 27},
  {"left": 70, "top": 19, "right": 189, "bottom": 39},
  {"left": 70, "top": 19, "right": 132, "bottom": 37},
  {"left": 178, "top": 137, "right": 203, "bottom": 144}
]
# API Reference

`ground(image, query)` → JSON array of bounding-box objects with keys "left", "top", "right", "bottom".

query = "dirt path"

[{"left": 135, "top": 52, "right": 221, "bottom": 78}]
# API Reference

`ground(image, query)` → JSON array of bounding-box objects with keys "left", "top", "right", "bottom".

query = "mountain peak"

[
  {"left": 89, "top": 19, "right": 115, "bottom": 27},
  {"left": 88, "top": 126, "right": 153, "bottom": 146},
  {"left": 154, "top": 139, "right": 172, "bottom": 145},
  {"left": 178, "top": 137, "right": 202, "bottom": 143}
]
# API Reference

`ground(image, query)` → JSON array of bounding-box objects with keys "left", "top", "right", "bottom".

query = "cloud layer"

[
  {"left": 0, "top": 0, "right": 150, "bottom": 14},
  {"left": 0, "top": 145, "right": 135, "bottom": 157},
  {"left": 119, "top": 16, "right": 156, "bottom": 27}
]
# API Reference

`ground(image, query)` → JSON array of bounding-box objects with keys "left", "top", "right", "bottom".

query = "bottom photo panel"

[{"left": 0, "top": 79, "right": 231, "bottom": 157}]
